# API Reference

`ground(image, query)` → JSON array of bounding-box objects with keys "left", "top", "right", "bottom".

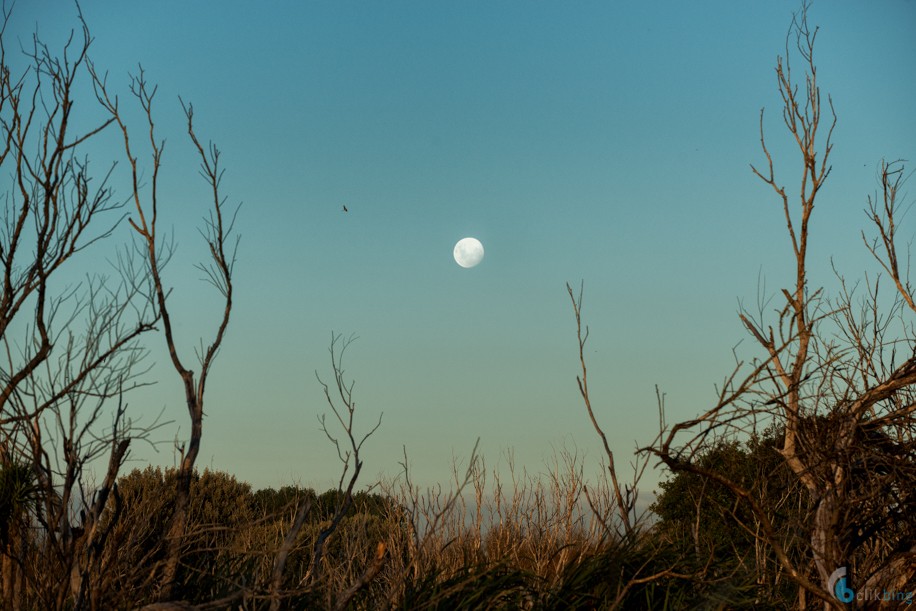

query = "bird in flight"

[{"left": 342, "top": 205, "right": 348, "bottom": 213}]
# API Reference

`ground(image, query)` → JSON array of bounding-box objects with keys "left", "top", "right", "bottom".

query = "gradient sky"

[{"left": 8, "top": 1, "right": 916, "bottom": 495}]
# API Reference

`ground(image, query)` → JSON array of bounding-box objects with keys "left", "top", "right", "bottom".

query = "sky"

[{"left": 6, "top": 1, "right": 916, "bottom": 496}]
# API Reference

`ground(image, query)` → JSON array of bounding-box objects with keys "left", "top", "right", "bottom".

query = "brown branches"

[
  {"left": 0, "top": 7, "right": 169, "bottom": 609},
  {"left": 306, "top": 334, "right": 382, "bottom": 584},
  {"left": 0, "top": 10, "right": 150, "bottom": 420},
  {"left": 745, "top": 3, "right": 834, "bottom": 498},
  {"left": 565, "top": 281, "right": 634, "bottom": 537},
  {"left": 89, "top": 59, "right": 239, "bottom": 602},
  {"left": 652, "top": 3, "right": 915, "bottom": 607},
  {"left": 267, "top": 333, "right": 384, "bottom": 610},
  {"left": 332, "top": 541, "right": 387, "bottom": 611},
  {"left": 863, "top": 160, "right": 915, "bottom": 312},
  {"left": 748, "top": 3, "right": 836, "bottom": 441}
]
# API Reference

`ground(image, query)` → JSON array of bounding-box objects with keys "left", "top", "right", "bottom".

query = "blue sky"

[{"left": 8, "top": 1, "right": 916, "bottom": 494}]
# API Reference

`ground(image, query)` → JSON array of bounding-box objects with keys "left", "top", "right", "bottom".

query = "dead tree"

[
  {"left": 649, "top": 4, "right": 914, "bottom": 609},
  {"left": 89, "top": 56, "right": 239, "bottom": 604},
  {"left": 0, "top": 7, "right": 163, "bottom": 610},
  {"left": 567, "top": 283, "right": 719, "bottom": 609},
  {"left": 566, "top": 281, "right": 646, "bottom": 539},
  {"left": 267, "top": 333, "right": 383, "bottom": 610}
]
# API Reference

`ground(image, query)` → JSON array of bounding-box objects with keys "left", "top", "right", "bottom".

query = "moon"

[{"left": 453, "top": 237, "right": 485, "bottom": 268}]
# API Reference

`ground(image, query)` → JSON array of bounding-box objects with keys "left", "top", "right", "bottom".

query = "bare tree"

[
  {"left": 266, "top": 333, "right": 383, "bottom": 610},
  {"left": 648, "top": 4, "right": 915, "bottom": 609},
  {"left": 0, "top": 7, "right": 166, "bottom": 609},
  {"left": 566, "top": 281, "right": 649, "bottom": 538},
  {"left": 88, "top": 46, "right": 239, "bottom": 607},
  {"left": 309, "top": 334, "right": 382, "bottom": 585},
  {"left": 566, "top": 283, "right": 722, "bottom": 609}
]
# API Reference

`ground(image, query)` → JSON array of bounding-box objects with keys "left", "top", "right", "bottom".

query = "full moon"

[{"left": 453, "top": 237, "right": 485, "bottom": 268}]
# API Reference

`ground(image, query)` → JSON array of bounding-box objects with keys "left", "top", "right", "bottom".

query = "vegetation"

[{"left": 1, "top": 2, "right": 913, "bottom": 610}]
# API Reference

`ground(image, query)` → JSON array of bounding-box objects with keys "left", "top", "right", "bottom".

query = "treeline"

[
  {"left": 91, "top": 467, "right": 393, "bottom": 607},
  {"left": 0, "top": 427, "right": 824, "bottom": 609}
]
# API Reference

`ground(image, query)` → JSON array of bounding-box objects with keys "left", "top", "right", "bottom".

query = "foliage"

[
  {"left": 0, "top": 462, "right": 38, "bottom": 548},
  {"left": 652, "top": 427, "right": 812, "bottom": 607}
]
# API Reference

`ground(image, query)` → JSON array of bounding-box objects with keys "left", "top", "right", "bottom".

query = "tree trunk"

[
  {"left": 159, "top": 471, "right": 191, "bottom": 602},
  {"left": 2, "top": 538, "right": 22, "bottom": 611},
  {"left": 2, "top": 547, "right": 13, "bottom": 610},
  {"left": 159, "top": 410, "right": 202, "bottom": 602},
  {"left": 811, "top": 490, "right": 842, "bottom": 610}
]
